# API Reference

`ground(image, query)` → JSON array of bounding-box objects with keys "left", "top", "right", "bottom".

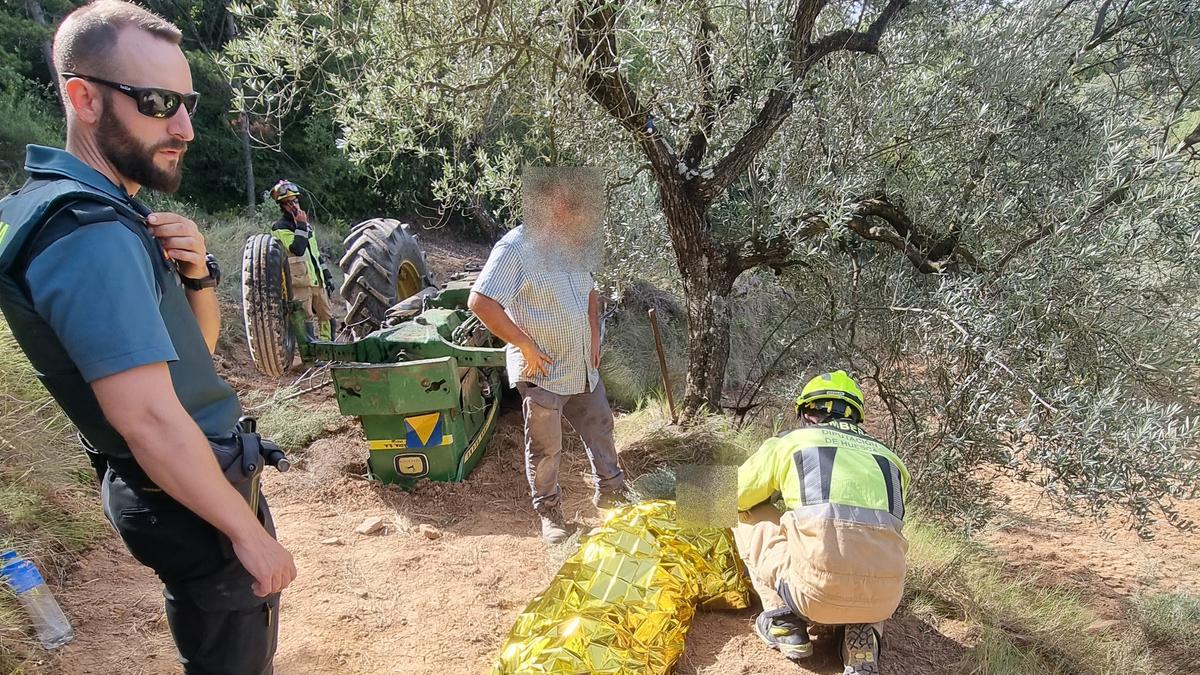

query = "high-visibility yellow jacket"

[
  {"left": 738, "top": 418, "right": 911, "bottom": 624},
  {"left": 271, "top": 218, "right": 325, "bottom": 289}
]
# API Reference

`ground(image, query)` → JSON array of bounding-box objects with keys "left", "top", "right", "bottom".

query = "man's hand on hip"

[
  {"left": 232, "top": 529, "right": 298, "bottom": 597},
  {"left": 93, "top": 363, "right": 298, "bottom": 598},
  {"left": 147, "top": 212, "right": 207, "bottom": 279},
  {"left": 519, "top": 338, "right": 554, "bottom": 378}
]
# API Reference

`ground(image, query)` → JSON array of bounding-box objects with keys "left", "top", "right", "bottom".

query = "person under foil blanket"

[
  {"left": 468, "top": 166, "right": 625, "bottom": 544},
  {"left": 736, "top": 370, "right": 911, "bottom": 675}
]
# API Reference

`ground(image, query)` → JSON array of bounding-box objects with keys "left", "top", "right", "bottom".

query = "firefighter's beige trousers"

[{"left": 734, "top": 502, "right": 884, "bottom": 635}]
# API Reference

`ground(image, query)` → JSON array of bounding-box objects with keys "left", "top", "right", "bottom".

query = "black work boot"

[{"left": 754, "top": 607, "right": 813, "bottom": 662}]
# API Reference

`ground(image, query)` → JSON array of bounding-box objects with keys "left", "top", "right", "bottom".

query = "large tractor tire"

[
  {"left": 339, "top": 218, "right": 433, "bottom": 338},
  {"left": 242, "top": 234, "right": 295, "bottom": 377}
]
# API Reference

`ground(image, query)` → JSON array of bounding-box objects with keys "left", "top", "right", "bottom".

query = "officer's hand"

[
  {"left": 518, "top": 339, "right": 553, "bottom": 378},
  {"left": 293, "top": 207, "right": 309, "bottom": 225},
  {"left": 323, "top": 268, "right": 336, "bottom": 291},
  {"left": 147, "top": 212, "right": 208, "bottom": 279},
  {"left": 232, "top": 529, "right": 297, "bottom": 597}
]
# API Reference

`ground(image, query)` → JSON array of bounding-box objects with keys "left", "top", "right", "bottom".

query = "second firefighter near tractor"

[{"left": 267, "top": 180, "right": 336, "bottom": 341}]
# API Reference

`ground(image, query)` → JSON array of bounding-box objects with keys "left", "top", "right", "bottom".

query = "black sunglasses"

[{"left": 61, "top": 72, "right": 199, "bottom": 119}]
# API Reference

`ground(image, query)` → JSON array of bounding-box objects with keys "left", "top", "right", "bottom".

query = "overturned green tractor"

[{"left": 241, "top": 220, "right": 507, "bottom": 487}]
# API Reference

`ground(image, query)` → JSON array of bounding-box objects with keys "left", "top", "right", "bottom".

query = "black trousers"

[{"left": 101, "top": 466, "right": 279, "bottom": 674}]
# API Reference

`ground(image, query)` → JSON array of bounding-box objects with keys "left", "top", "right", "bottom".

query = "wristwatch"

[{"left": 182, "top": 253, "right": 221, "bottom": 291}]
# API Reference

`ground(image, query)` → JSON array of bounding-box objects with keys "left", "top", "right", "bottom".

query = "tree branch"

[
  {"left": 571, "top": 0, "right": 675, "bottom": 175},
  {"left": 995, "top": 118, "right": 1200, "bottom": 274},
  {"left": 1179, "top": 119, "right": 1200, "bottom": 154},
  {"left": 734, "top": 192, "right": 975, "bottom": 275},
  {"left": 801, "top": 0, "right": 909, "bottom": 72},
  {"left": 682, "top": 4, "right": 718, "bottom": 169},
  {"left": 845, "top": 215, "right": 941, "bottom": 274},
  {"left": 695, "top": 0, "right": 908, "bottom": 202},
  {"left": 736, "top": 231, "right": 799, "bottom": 270}
]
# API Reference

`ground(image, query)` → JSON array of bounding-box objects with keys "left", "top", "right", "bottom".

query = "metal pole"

[{"left": 648, "top": 308, "right": 677, "bottom": 424}]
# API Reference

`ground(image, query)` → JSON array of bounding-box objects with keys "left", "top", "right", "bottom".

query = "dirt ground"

[
  {"left": 45, "top": 403, "right": 972, "bottom": 675},
  {"left": 979, "top": 479, "right": 1200, "bottom": 620},
  {"left": 28, "top": 235, "right": 1200, "bottom": 674},
  {"left": 44, "top": 401, "right": 1198, "bottom": 675}
]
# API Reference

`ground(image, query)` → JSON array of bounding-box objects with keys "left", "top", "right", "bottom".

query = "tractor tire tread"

[
  {"left": 339, "top": 218, "right": 431, "bottom": 338},
  {"left": 242, "top": 233, "right": 294, "bottom": 377}
]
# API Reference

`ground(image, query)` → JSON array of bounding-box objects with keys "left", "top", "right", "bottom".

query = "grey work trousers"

[{"left": 517, "top": 380, "right": 625, "bottom": 515}]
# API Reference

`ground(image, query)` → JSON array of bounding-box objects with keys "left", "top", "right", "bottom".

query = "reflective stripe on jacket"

[
  {"left": 738, "top": 419, "right": 911, "bottom": 624},
  {"left": 271, "top": 224, "right": 323, "bottom": 288}
]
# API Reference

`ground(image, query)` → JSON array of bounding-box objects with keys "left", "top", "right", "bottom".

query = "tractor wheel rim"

[{"left": 397, "top": 260, "right": 422, "bottom": 300}]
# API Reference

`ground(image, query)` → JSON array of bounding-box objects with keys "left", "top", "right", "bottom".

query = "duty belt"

[{"left": 87, "top": 415, "right": 290, "bottom": 513}]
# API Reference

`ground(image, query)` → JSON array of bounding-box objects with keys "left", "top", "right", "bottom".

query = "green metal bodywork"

[{"left": 292, "top": 275, "right": 508, "bottom": 487}]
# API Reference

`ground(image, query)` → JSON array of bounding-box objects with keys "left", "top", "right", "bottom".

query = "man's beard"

[
  {"left": 524, "top": 215, "right": 602, "bottom": 272},
  {"left": 97, "top": 103, "right": 186, "bottom": 194}
]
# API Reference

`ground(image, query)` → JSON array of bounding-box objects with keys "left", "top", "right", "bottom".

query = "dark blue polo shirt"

[{"left": 17, "top": 146, "right": 241, "bottom": 447}]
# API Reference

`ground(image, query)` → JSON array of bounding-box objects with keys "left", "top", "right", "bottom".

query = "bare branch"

[
  {"left": 1179, "top": 119, "right": 1200, "bottom": 154},
  {"left": 802, "top": 0, "right": 909, "bottom": 72},
  {"left": 737, "top": 193, "right": 975, "bottom": 275},
  {"left": 735, "top": 231, "right": 798, "bottom": 270},
  {"left": 696, "top": 0, "right": 908, "bottom": 202}
]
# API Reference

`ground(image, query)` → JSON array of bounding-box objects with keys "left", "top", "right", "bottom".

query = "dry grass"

[
  {"left": 253, "top": 390, "right": 348, "bottom": 453},
  {"left": 614, "top": 398, "right": 757, "bottom": 477},
  {"left": 0, "top": 321, "right": 106, "bottom": 671},
  {"left": 905, "top": 519, "right": 1153, "bottom": 674},
  {"left": 1128, "top": 590, "right": 1200, "bottom": 658}
]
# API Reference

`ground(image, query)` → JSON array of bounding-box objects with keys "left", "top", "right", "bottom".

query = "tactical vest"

[{"left": 0, "top": 175, "right": 241, "bottom": 459}]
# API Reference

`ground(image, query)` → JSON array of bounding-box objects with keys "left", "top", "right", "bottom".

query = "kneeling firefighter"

[
  {"left": 735, "top": 370, "right": 910, "bottom": 675},
  {"left": 268, "top": 179, "right": 336, "bottom": 340}
]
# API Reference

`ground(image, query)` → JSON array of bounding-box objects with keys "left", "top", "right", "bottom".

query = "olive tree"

[{"left": 223, "top": 0, "right": 1200, "bottom": 530}]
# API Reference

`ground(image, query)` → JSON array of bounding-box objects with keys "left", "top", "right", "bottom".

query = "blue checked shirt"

[{"left": 472, "top": 226, "right": 599, "bottom": 395}]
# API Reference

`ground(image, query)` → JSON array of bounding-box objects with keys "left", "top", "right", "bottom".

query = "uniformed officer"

[
  {"left": 736, "top": 371, "right": 910, "bottom": 675},
  {"left": 0, "top": 2, "right": 295, "bottom": 672}
]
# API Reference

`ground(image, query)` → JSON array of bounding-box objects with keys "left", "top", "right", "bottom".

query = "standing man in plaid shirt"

[{"left": 468, "top": 167, "right": 625, "bottom": 544}]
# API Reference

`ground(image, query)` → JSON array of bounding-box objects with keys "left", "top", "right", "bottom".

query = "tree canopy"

[{"left": 227, "top": 0, "right": 1200, "bottom": 532}]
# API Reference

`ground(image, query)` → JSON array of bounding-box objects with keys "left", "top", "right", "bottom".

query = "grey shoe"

[
  {"left": 593, "top": 490, "right": 626, "bottom": 510},
  {"left": 539, "top": 507, "right": 570, "bottom": 544},
  {"left": 754, "top": 608, "right": 813, "bottom": 662},
  {"left": 842, "top": 623, "right": 881, "bottom": 675}
]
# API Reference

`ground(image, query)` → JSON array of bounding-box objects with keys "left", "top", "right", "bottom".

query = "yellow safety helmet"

[{"left": 795, "top": 370, "right": 866, "bottom": 422}]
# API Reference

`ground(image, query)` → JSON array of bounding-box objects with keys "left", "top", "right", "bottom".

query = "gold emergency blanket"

[{"left": 493, "top": 500, "right": 750, "bottom": 674}]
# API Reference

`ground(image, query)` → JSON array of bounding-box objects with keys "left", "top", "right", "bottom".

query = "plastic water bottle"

[{"left": 1, "top": 556, "right": 74, "bottom": 649}]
